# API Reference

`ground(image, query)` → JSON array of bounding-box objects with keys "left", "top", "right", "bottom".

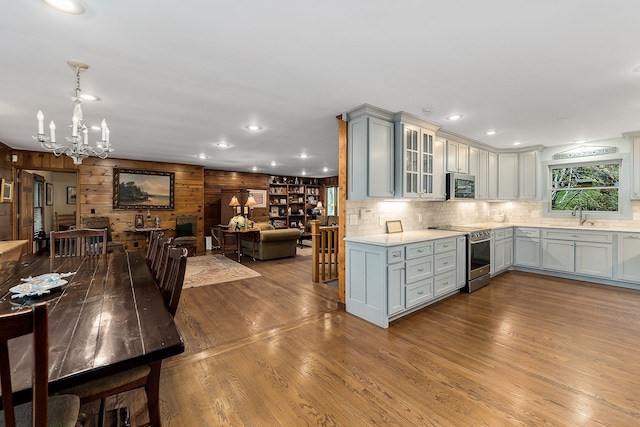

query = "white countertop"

[
  {"left": 466, "top": 222, "right": 640, "bottom": 233},
  {"left": 345, "top": 222, "right": 640, "bottom": 247},
  {"left": 344, "top": 229, "right": 465, "bottom": 246}
]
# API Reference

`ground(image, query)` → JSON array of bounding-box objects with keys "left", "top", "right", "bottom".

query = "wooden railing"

[{"left": 310, "top": 220, "right": 339, "bottom": 283}]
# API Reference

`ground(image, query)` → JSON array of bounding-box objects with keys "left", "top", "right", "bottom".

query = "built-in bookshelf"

[{"left": 269, "top": 176, "right": 324, "bottom": 229}]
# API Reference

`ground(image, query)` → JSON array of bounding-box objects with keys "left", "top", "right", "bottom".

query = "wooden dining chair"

[
  {"left": 144, "top": 230, "right": 164, "bottom": 268},
  {"left": 82, "top": 216, "right": 125, "bottom": 253},
  {"left": 151, "top": 236, "right": 173, "bottom": 283},
  {"left": 0, "top": 302, "right": 80, "bottom": 427},
  {"left": 158, "top": 247, "right": 188, "bottom": 317},
  {"left": 50, "top": 228, "right": 108, "bottom": 258},
  {"left": 57, "top": 248, "right": 188, "bottom": 427}
]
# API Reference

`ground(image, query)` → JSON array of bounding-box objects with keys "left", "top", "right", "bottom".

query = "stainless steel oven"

[
  {"left": 467, "top": 229, "right": 491, "bottom": 292},
  {"left": 435, "top": 225, "right": 491, "bottom": 293}
]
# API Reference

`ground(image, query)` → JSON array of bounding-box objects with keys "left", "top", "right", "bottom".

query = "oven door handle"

[{"left": 471, "top": 237, "right": 492, "bottom": 244}]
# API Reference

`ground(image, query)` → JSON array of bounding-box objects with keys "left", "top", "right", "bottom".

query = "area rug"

[{"left": 183, "top": 255, "right": 261, "bottom": 288}]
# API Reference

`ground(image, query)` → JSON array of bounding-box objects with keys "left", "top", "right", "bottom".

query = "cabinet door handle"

[
  {"left": 417, "top": 268, "right": 424, "bottom": 272},
  {"left": 443, "top": 261, "right": 449, "bottom": 265},
  {"left": 393, "top": 254, "right": 400, "bottom": 258},
  {"left": 418, "top": 290, "right": 424, "bottom": 295},
  {"left": 417, "top": 249, "right": 424, "bottom": 253},
  {"left": 442, "top": 281, "right": 449, "bottom": 286}
]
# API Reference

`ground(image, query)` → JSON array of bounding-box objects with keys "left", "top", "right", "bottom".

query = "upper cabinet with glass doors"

[{"left": 394, "top": 117, "right": 444, "bottom": 199}]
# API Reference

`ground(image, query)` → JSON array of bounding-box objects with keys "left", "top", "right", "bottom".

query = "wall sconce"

[{"left": 11, "top": 154, "right": 18, "bottom": 163}]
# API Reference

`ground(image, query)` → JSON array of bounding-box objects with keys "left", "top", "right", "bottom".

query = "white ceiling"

[{"left": 2, "top": 1, "right": 640, "bottom": 177}]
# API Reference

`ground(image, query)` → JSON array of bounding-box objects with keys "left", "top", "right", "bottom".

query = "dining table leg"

[{"left": 146, "top": 360, "right": 163, "bottom": 427}]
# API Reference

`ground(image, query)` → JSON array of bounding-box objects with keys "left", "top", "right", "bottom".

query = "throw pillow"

[{"left": 176, "top": 223, "right": 192, "bottom": 237}]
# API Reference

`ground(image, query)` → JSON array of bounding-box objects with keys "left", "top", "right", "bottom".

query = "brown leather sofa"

[{"left": 240, "top": 222, "right": 301, "bottom": 260}]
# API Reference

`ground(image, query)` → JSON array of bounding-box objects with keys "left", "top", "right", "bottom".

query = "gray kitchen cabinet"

[
  {"left": 446, "top": 140, "right": 469, "bottom": 174},
  {"left": 387, "top": 261, "right": 405, "bottom": 316},
  {"left": 395, "top": 122, "right": 444, "bottom": 199},
  {"left": 541, "top": 229, "right": 613, "bottom": 278},
  {"left": 631, "top": 136, "right": 640, "bottom": 199},
  {"left": 617, "top": 232, "right": 640, "bottom": 283},
  {"left": 498, "top": 153, "right": 519, "bottom": 200},
  {"left": 488, "top": 152, "right": 498, "bottom": 199},
  {"left": 542, "top": 239, "right": 574, "bottom": 273},
  {"left": 347, "top": 105, "right": 395, "bottom": 200},
  {"left": 519, "top": 150, "right": 539, "bottom": 200},
  {"left": 346, "top": 235, "right": 461, "bottom": 328},
  {"left": 456, "top": 235, "right": 467, "bottom": 288},
  {"left": 514, "top": 227, "right": 540, "bottom": 268},
  {"left": 492, "top": 227, "right": 514, "bottom": 275}
]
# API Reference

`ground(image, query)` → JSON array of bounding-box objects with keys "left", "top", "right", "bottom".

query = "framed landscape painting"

[{"left": 113, "top": 168, "right": 175, "bottom": 210}]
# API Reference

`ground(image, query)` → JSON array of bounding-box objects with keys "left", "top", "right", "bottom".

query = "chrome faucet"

[{"left": 572, "top": 205, "right": 587, "bottom": 225}]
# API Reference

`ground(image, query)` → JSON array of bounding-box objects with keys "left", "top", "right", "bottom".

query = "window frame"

[{"left": 542, "top": 153, "right": 632, "bottom": 221}]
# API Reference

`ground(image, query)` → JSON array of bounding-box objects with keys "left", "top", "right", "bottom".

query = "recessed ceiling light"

[
  {"left": 446, "top": 114, "right": 463, "bottom": 121},
  {"left": 245, "top": 124, "right": 262, "bottom": 131},
  {"left": 323, "top": 167, "right": 329, "bottom": 172},
  {"left": 513, "top": 142, "right": 522, "bottom": 146},
  {"left": 41, "top": 0, "right": 85, "bottom": 14},
  {"left": 216, "top": 142, "right": 230, "bottom": 148},
  {"left": 298, "top": 154, "right": 308, "bottom": 159},
  {"left": 79, "top": 93, "right": 99, "bottom": 101},
  {"left": 196, "top": 154, "right": 209, "bottom": 159},
  {"left": 422, "top": 106, "right": 435, "bottom": 114},
  {"left": 270, "top": 161, "right": 277, "bottom": 167},
  {"left": 251, "top": 166, "right": 258, "bottom": 171},
  {"left": 485, "top": 130, "right": 497, "bottom": 136},
  {"left": 301, "top": 171, "right": 307, "bottom": 176},
  {"left": 574, "top": 139, "right": 587, "bottom": 144}
]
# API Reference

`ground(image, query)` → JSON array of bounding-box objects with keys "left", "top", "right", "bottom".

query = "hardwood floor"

[{"left": 90, "top": 257, "right": 640, "bottom": 426}]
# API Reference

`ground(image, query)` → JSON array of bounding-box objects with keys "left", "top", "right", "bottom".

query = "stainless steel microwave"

[{"left": 446, "top": 173, "right": 475, "bottom": 200}]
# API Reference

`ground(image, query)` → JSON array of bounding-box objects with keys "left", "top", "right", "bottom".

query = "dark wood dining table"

[{"left": 0, "top": 251, "right": 184, "bottom": 407}]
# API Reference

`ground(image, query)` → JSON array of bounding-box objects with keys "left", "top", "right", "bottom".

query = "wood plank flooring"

[{"left": 88, "top": 257, "right": 640, "bottom": 426}]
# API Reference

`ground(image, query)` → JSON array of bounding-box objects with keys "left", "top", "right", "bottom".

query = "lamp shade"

[
  {"left": 229, "top": 196, "right": 240, "bottom": 207},
  {"left": 245, "top": 194, "right": 257, "bottom": 207},
  {"left": 316, "top": 201, "right": 323, "bottom": 209}
]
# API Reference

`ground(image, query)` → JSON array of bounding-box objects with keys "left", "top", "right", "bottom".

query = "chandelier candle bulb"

[
  {"left": 49, "top": 121, "right": 56, "bottom": 143},
  {"left": 101, "top": 119, "right": 107, "bottom": 141},
  {"left": 83, "top": 128, "right": 88, "bottom": 146},
  {"left": 37, "top": 110, "right": 44, "bottom": 134},
  {"left": 72, "top": 114, "right": 78, "bottom": 137}
]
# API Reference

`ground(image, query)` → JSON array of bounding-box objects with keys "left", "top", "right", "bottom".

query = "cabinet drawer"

[
  {"left": 406, "top": 278, "right": 434, "bottom": 309},
  {"left": 494, "top": 229, "right": 505, "bottom": 240},
  {"left": 406, "top": 257, "right": 433, "bottom": 283},
  {"left": 387, "top": 247, "right": 405, "bottom": 264},
  {"left": 434, "top": 252, "right": 456, "bottom": 275},
  {"left": 517, "top": 227, "right": 540, "bottom": 238},
  {"left": 434, "top": 271, "right": 457, "bottom": 297},
  {"left": 406, "top": 242, "right": 433, "bottom": 260},
  {"left": 542, "top": 229, "right": 613, "bottom": 244},
  {"left": 434, "top": 238, "right": 456, "bottom": 254},
  {"left": 504, "top": 228, "right": 514, "bottom": 238}
]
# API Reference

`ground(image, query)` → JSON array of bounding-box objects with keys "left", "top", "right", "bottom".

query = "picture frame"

[
  {"left": 386, "top": 220, "right": 403, "bottom": 234},
  {"left": 1, "top": 179, "right": 12, "bottom": 202},
  {"left": 113, "top": 168, "right": 174, "bottom": 210},
  {"left": 135, "top": 214, "right": 145, "bottom": 229},
  {"left": 247, "top": 189, "right": 267, "bottom": 208},
  {"left": 67, "top": 186, "right": 76, "bottom": 204},
  {"left": 46, "top": 183, "right": 53, "bottom": 206}
]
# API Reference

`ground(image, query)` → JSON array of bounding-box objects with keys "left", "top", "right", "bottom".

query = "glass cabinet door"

[
  {"left": 420, "top": 131, "right": 434, "bottom": 196},
  {"left": 404, "top": 125, "right": 419, "bottom": 195}
]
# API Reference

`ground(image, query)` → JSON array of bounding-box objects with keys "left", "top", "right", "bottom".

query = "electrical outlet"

[
  {"left": 418, "top": 213, "right": 423, "bottom": 222},
  {"left": 349, "top": 214, "right": 358, "bottom": 226},
  {"left": 90, "top": 208, "right": 95, "bottom": 214}
]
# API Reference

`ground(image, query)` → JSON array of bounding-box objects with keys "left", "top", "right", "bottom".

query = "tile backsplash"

[{"left": 345, "top": 200, "right": 640, "bottom": 236}]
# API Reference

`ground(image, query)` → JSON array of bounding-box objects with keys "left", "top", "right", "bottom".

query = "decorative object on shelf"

[
  {"left": 155, "top": 215, "right": 161, "bottom": 228},
  {"left": 135, "top": 214, "right": 144, "bottom": 228},
  {"left": 66, "top": 186, "right": 76, "bottom": 204},
  {"left": 113, "top": 168, "right": 175, "bottom": 210},
  {"left": 386, "top": 220, "right": 403, "bottom": 234},
  {"left": 33, "top": 60, "right": 113, "bottom": 165}
]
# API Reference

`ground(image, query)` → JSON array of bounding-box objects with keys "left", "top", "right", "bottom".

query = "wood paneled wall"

[
  {"left": 0, "top": 142, "right": 14, "bottom": 241},
  {"left": 13, "top": 150, "right": 205, "bottom": 253},
  {"left": 203, "top": 170, "right": 271, "bottom": 234}
]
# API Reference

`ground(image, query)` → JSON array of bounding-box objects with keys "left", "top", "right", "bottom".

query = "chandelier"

[{"left": 34, "top": 60, "right": 113, "bottom": 165}]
